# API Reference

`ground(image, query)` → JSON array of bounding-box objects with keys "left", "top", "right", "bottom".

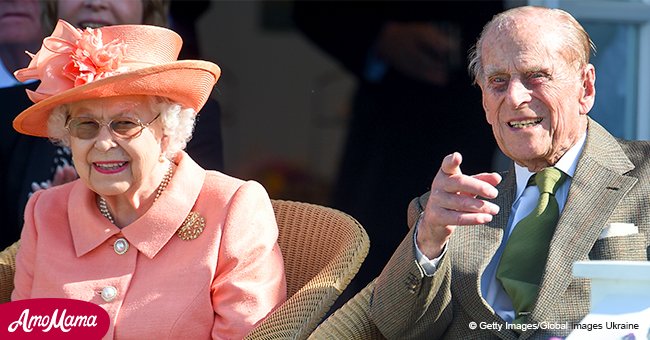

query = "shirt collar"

[
  {"left": 513, "top": 132, "right": 586, "bottom": 200},
  {"left": 0, "top": 59, "right": 20, "bottom": 88},
  {"left": 0, "top": 59, "right": 36, "bottom": 88}
]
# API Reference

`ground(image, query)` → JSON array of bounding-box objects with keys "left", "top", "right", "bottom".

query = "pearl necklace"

[{"left": 98, "top": 164, "right": 174, "bottom": 225}]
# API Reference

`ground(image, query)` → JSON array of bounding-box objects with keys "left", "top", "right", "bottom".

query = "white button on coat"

[
  {"left": 101, "top": 286, "right": 118, "bottom": 302},
  {"left": 114, "top": 238, "right": 129, "bottom": 255}
]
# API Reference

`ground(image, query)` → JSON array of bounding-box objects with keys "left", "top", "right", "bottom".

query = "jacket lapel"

[{"left": 526, "top": 119, "right": 637, "bottom": 332}]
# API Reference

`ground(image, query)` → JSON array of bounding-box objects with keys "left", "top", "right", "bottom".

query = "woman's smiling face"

[{"left": 67, "top": 95, "right": 166, "bottom": 198}]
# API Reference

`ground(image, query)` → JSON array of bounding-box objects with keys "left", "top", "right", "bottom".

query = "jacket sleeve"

[
  {"left": 370, "top": 195, "right": 454, "bottom": 339},
  {"left": 210, "top": 180, "right": 286, "bottom": 339}
]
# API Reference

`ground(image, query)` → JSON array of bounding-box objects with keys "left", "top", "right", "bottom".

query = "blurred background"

[
  {"left": 195, "top": 0, "right": 650, "bottom": 202},
  {"left": 187, "top": 0, "right": 650, "bottom": 302},
  {"left": 195, "top": 0, "right": 352, "bottom": 204}
]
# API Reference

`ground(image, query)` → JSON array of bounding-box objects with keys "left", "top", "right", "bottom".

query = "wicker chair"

[
  {"left": 246, "top": 199, "right": 370, "bottom": 339},
  {"left": 306, "top": 194, "right": 426, "bottom": 339},
  {"left": 0, "top": 241, "right": 18, "bottom": 303}
]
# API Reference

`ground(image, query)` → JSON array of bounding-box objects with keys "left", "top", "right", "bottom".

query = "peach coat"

[{"left": 12, "top": 152, "right": 287, "bottom": 339}]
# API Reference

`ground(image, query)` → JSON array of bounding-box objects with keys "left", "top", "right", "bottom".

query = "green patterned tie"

[{"left": 496, "top": 167, "right": 568, "bottom": 324}]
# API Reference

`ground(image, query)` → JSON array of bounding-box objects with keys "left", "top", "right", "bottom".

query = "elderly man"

[{"left": 370, "top": 6, "right": 650, "bottom": 339}]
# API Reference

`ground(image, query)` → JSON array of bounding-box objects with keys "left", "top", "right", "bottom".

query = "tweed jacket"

[
  {"left": 12, "top": 152, "right": 287, "bottom": 339},
  {"left": 370, "top": 119, "right": 650, "bottom": 340}
]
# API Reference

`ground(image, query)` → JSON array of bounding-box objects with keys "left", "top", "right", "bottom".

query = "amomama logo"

[{"left": 0, "top": 298, "right": 109, "bottom": 339}]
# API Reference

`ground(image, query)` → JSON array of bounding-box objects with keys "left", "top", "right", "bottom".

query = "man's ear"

[{"left": 579, "top": 63, "right": 596, "bottom": 115}]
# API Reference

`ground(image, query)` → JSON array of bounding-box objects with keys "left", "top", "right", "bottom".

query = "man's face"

[
  {"left": 477, "top": 17, "right": 595, "bottom": 171},
  {"left": 0, "top": 0, "right": 42, "bottom": 44}
]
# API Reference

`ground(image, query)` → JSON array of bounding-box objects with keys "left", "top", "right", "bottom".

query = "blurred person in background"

[{"left": 0, "top": 0, "right": 76, "bottom": 249}]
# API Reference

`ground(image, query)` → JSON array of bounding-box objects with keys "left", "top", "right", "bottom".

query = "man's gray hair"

[{"left": 467, "top": 6, "right": 595, "bottom": 84}]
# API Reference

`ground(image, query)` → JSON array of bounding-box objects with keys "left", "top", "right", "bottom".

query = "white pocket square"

[{"left": 598, "top": 223, "right": 638, "bottom": 240}]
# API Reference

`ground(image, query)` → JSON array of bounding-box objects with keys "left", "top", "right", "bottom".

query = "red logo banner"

[{"left": 0, "top": 298, "right": 109, "bottom": 339}]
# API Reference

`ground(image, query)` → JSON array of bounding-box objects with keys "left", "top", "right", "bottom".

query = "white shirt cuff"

[{"left": 413, "top": 212, "right": 447, "bottom": 277}]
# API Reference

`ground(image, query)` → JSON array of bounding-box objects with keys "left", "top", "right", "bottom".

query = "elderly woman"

[{"left": 11, "top": 20, "right": 286, "bottom": 339}]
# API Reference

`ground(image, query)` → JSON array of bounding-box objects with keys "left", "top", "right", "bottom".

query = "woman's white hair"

[{"left": 47, "top": 96, "right": 196, "bottom": 159}]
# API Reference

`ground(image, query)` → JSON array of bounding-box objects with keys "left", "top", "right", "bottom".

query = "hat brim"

[{"left": 13, "top": 60, "right": 221, "bottom": 137}]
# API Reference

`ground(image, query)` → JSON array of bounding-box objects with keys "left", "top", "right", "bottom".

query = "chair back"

[
  {"left": 0, "top": 241, "right": 19, "bottom": 303},
  {"left": 246, "top": 200, "right": 369, "bottom": 339}
]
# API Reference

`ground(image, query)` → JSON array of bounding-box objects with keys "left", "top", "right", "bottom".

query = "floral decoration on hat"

[
  {"left": 63, "top": 27, "right": 127, "bottom": 86},
  {"left": 12, "top": 19, "right": 221, "bottom": 138},
  {"left": 15, "top": 20, "right": 129, "bottom": 103}
]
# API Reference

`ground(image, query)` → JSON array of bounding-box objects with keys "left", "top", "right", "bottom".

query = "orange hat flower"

[
  {"left": 12, "top": 20, "right": 220, "bottom": 137},
  {"left": 63, "top": 26, "right": 128, "bottom": 86}
]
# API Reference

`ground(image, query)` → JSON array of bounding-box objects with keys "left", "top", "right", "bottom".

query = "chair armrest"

[{"left": 0, "top": 241, "right": 20, "bottom": 303}]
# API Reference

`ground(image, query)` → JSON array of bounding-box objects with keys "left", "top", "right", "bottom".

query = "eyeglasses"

[{"left": 65, "top": 113, "right": 160, "bottom": 140}]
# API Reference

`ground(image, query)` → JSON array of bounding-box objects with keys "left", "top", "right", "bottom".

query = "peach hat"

[{"left": 13, "top": 20, "right": 221, "bottom": 137}]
